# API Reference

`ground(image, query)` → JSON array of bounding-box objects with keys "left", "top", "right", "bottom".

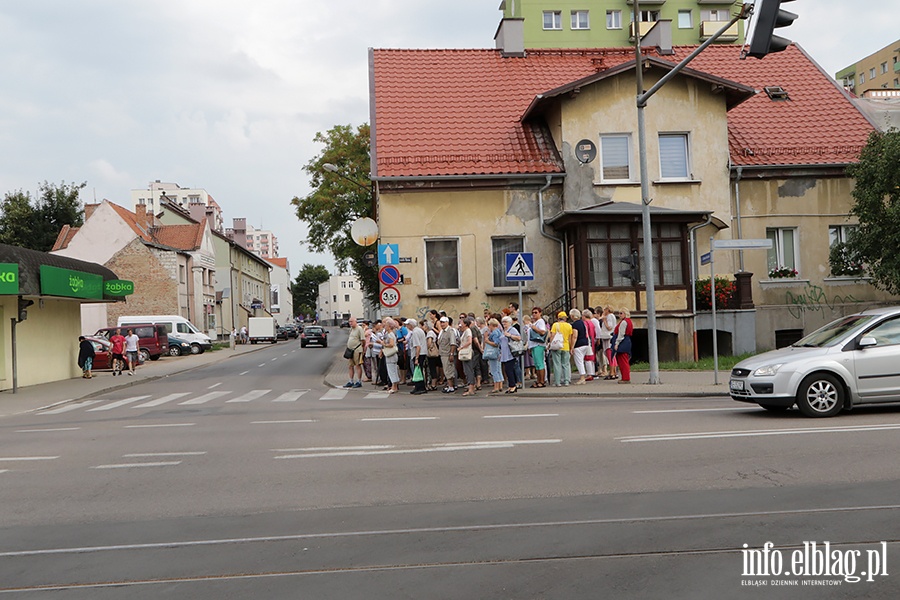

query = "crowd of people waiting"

[{"left": 343, "top": 303, "right": 635, "bottom": 396}]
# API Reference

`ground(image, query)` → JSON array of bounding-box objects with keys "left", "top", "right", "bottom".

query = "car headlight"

[{"left": 753, "top": 364, "right": 784, "bottom": 377}]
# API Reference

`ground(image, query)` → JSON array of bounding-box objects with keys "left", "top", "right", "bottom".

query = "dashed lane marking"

[
  {"left": 16, "top": 428, "right": 80, "bottom": 433},
  {"left": 92, "top": 461, "right": 182, "bottom": 469}
]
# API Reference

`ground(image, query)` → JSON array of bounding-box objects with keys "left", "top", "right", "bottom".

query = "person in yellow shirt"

[{"left": 549, "top": 311, "right": 575, "bottom": 386}]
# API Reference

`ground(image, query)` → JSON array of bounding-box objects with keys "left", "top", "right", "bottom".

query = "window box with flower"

[{"left": 767, "top": 265, "right": 798, "bottom": 279}]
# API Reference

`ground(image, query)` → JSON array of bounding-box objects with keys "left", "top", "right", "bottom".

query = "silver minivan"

[{"left": 730, "top": 306, "right": 900, "bottom": 417}]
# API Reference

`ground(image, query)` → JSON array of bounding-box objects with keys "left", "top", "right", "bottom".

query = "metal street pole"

[{"left": 633, "top": 3, "right": 749, "bottom": 384}]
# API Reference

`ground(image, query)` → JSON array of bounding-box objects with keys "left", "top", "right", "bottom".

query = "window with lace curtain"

[{"left": 587, "top": 222, "right": 685, "bottom": 288}]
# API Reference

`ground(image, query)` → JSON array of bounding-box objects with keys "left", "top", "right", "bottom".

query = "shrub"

[{"left": 695, "top": 277, "right": 735, "bottom": 310}]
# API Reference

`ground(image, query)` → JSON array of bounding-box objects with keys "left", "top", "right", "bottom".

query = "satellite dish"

[{"left": 350, "top": 217, "right": 378, "bottom": 246}]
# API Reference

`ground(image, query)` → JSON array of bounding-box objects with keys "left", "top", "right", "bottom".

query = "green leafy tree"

[
  {"left": 845, "top": 128, "right": 900, "bottom": 294},
  {"left": 291, "top": 124, "right": 378, "bottom": 305},
  {"left": 0, "top": 181, "right": 86, "bottom": 251},
  {"left": 292, "top": 263, "right": 330, "bottom": 318}
]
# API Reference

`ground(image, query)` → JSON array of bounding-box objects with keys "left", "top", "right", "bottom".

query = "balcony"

[
  {"left": 700, "top": 20, "right": 739, "bottom": 41},
  {"left": 629, "top": 20, "right": 658, "bottom": 41}
]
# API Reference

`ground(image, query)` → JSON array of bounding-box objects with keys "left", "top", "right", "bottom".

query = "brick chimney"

[
  {"left": 134, "top": 204, "right": 152, "bottom": 231},
  {"left": 84, "top": 203, "right": 100, "bottom": 221}
]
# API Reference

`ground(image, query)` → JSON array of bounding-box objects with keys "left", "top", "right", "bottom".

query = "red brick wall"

[{"left": 104, "top": 239, "right": 180, "bottom": 327}]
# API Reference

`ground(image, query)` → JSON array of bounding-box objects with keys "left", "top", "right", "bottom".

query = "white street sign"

[{"left": 712, "top": 239, "right": 773, "bottom": 250}]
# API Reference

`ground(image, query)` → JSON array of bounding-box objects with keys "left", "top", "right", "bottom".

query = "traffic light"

[
  {"left": 746, "top": 0, "right": 798, "bottom": 59},
  {"left": 17, "top": 297, "right": 34, "bottom": 322},
  {"left": 618, "top": 251, "right": 640, "bottom": 286}
]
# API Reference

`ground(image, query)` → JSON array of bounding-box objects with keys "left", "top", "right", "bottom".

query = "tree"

[
  {"left": 291, "top": 124, "right": 378, "bottom": 305},
  {"left": 291, "top": 263, "right": 330, "bottom": 318},
  {"left": 845, "top": 128, "right": 900, "bottom": 294},
  {"left": 0, "top": 181, "right": 86, "bottom": 251}
]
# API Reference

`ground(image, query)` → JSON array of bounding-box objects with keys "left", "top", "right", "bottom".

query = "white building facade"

[{"left": 317, "top": 275, "right": 365, "bottom": 325}]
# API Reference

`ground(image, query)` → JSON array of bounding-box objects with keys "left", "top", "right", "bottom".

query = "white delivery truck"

[
  {"left": 248, "top": 317, "right": 277, "bottom": 344},
  {"left": 118, "top": 315, "right": 213, "bottom": 354}
]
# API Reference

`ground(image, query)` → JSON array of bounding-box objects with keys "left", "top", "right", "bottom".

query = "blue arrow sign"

[
  {"left": 378, "top": 243, "right": 398, "bottom": 266},
  {"left": 505, "top": 252, "right": 535, "bottom": 282}
]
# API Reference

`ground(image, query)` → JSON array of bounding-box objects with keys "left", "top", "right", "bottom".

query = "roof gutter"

[{"left": 372, "top": 172, "right": 561, "bottom": 183}]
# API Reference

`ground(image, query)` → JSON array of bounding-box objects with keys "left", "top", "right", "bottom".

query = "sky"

[{"left": 1, "top": 1, "right": 895, "bottom": 277}]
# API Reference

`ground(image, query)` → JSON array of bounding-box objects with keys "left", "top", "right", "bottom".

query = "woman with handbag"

[
  {"left": 500, "top": 316, "right": 521, "bottom": 394},
  {"left": 382, "top": 318, "right": 401, "bottom": 393},
  {"left": 425, "top": 322, "right": 440, "bottom": 391},
  {"left": 484, "top": 318, "right": 503, "bottom": 394},
  {"left": 458, "top": 318, "right": 477, "bottom": 396},
  {"left": 614, "top": 308, "right": 635, "bottom": 384}
]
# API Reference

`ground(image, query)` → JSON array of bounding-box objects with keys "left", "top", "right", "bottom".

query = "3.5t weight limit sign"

[{"left": 380, "top": 286, "right": 400, "bottom": 308}]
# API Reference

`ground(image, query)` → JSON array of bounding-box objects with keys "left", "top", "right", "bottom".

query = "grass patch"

[
  {"left": 210, "top": 342, "right": 231, "bottom": 352},
  {"left": 630, "top": 352, "right": 756, "bottom": 372}
]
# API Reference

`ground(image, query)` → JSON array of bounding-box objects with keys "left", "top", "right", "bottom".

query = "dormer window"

[{"left": 764, "top": 86, "right": 790, "bottom": 101}]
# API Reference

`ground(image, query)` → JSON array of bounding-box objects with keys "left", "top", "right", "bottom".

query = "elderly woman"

[
  {"left": 581, "top": 309, "right": 598, "bottom": 382},
  {"left": 483, "top": 318, "right": 503, "bottom": 394},
  {"left": 382, "top": 318, "right": 401, "bottom": 393},
  {"left": 458, "top": 317, "right": 477, "bottom": 396},
  {"left": 569, "top": 308, "right": 591, "bottom": 385},
  {"left": 614, "top": 308, "right": 634, "bottom": 384},
  {"left": 599, "top": 306, "right": 616, "bottom": 379},
  {"left": 500, "top": 315, "right": 521, "bottom": 394}
]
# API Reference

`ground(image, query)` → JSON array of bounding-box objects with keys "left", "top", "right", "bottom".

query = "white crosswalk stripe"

[
  {"left": 179, "top": 391, "right": 231, "bottom": 405},
  {"left": 320, "top": 389, "right": 349, "bottom": 401},
  {"left": 87, "top": 396, "right": 151, "bottom": 411},
  {"left": 365, "top": 392, "right": 391, "bottom": 399},
  {"left": 227, "top": 389, "right": 271, "bottom": 403},
  {"left": 38, "top": 401, "right": 100, "bottom": 415},
  {"left": 272, "top": 389, "right": 310, "bottom": 402},
  {"left": 133, "top": 393, "right": 191, "bottom": 408}
]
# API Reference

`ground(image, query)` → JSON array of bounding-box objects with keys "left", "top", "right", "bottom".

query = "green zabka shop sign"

[
  {"left": 0, "top": 263, "right": 19, "bottom": 295},
  {"left": 104, "top": 279, "right": 135, "bottom": 296},
  {"left": 40, "top": 265, "right": 103, "bottom": 300}
]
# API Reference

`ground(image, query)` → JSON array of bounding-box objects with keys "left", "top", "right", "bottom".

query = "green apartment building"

[
  {"left": 835, "top": 39, "right": 900, "bottom": 97},
  {"left": 497, "top": 0, "right": 745, "bottom": 48}
]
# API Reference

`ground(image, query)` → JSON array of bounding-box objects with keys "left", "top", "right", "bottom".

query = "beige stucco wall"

[
  {"left": 0, "top": 298, "right": 83, "bottom": 391},
  {"left": 378, "top": 186, "right": 564, "bottom": 319}
]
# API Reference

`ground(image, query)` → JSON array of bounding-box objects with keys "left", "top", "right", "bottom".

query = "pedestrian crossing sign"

[{"left": 505, "top": 252, "right": 535, "bottom": 282}]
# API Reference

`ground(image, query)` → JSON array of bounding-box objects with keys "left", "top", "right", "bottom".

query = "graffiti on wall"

[{"left": 785, "top": 284, "right": 861, "bottom": 319}]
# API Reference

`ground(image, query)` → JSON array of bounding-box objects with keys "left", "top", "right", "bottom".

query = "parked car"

[
  {"left": 300, "top": 325, "right": 328, "bottom": 348},
  {"left": 730, "top": 306, "right": 900, "bottom": 417},
  {"left": 276, "top": 326, "right": 290, "bottom": 341},
  {"left": 84, "top": 336, "right": 112, "bottom": 370},
  {"left": 282, "top": 324, "right": 300, "bottom": 338},
  {"left": 167, "top": 335, "right": 193, "bottom": 357},
  {"left": 339, "top": 319, "right": 350, "bottom": 328},
  {"left": 95, "top": 324, "right": 168, "bottom": 362}
]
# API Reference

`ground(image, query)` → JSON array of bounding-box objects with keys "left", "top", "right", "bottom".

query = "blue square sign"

[{"left": 505, "top": 252, "right": 534, "bottom": 282}]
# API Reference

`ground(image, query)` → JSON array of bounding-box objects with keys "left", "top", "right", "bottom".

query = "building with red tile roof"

[{"left": 370, "top": 41, "right": 890, "bottom": 356}]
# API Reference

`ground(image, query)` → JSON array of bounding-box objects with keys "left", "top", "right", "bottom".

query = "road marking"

[
  {"left": 133, "top": 393, "right": 191, "bottom": 408},
  {"left": 122, "top": 452, "right": 207, "bottom": 458},
  {"left": 274, "top": 439, "right": 560, "bottom": 459},
  {"left": 0, "top": 456, "right": 59, "bottom": 462},
  {"left": 239, "top": 371, "right": 249, "bottom": 376},
  {"left": 92, "top": 461, "right": 182, "bottom": 469},
  {"left": 270, "top": 358, "right": 278, "bottom": 362},
  {"left": 179, "top": 391, "right": 230, "bottom": 405},
  {"left": 227, "top": 389, "right": 271, "bottom": 403},
  {"left": 272, "top": 389, "right": 309, "bottom": 402},
  {"left": 124, "top": 423, "right": 195, "bottom": 429},
  {"left": 273, "top": 445, "right": 395, "bottom": 452},
  {"left": 0, "top": 470, "right": 7, "bottom": 474},
  {"left": 633, "top": 407, "right": 752, "bottom": 414},
  {"left": 37, "top": 401, "right": 100, "bottom": 415},
  {"left": 618, "top": 422, "right": 900, "bottom": 443},
  {"left": 87, "top": 396, "right": 151, "bottom": 411},
  {"left": 320, "top": 389, "right": 348, "bottom": 401},
  {"left": 359, "top": 417, "right": 438, "bottom": 422},
  {"left": 282, "top": 353, "right": 288, "bottom": 357},
  {"left": 365, "top": 392, "right": 391, "bottom": 399},
  {"left": 483, "top": 414, "right": 559, "bottom": 419},
  {"left": 252, "top": 420, "right": 318, "bottom": 424},
  {"left": 258, "top": 363, "right": 266, "bottom": 367},
  {"left": 208, "top": 383, "right": 222, "bottom": 389},
  {"left": 16, "top": 428, "right": 80, "bottom": 433}
]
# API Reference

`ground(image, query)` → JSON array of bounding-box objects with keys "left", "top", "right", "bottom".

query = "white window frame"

[
  {"left": 828, "top": 224, "right": 857, "bottom": 247},
  {"left": 657, "top": 133, "right": 691, "bottom": 181},
  {"left": 599, "top": 134, "right": 633, "bottom": 182},
  {"left": 766, "top": 227, "right": 799, "bottom": 276},
  {"left": 700, "top": 9, "right": 729, "bottom": 21},
  {"left": 859, "top": 73, "right": 865, "bottom": 84},
  {"left": 606, "top": 10, "right": 622, "bottom": 29},
  {"left": 491, "top": 236, "right": 525, "bottom": 288},
  {"left": 869, "top": 67, "right": 876, "bottom": 79},
  {"left": 677, "top": 10, "right": 693, "bottom": 29},
  {"left": 543, "top": 11, "right": 562, "bottom": 30},
  {"left": 424, "top": 237, "right": 461, "bottom": 292},
  {"left": 571, "top": 10, "right": 589, "bottom": 30}
]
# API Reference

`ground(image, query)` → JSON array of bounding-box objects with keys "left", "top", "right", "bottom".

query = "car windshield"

[
  {"left": 792, "top": 315, "right": 876, "bottom": 348},
  {"left": 306, "top": 327, "right": 323, "bottom": 334}
]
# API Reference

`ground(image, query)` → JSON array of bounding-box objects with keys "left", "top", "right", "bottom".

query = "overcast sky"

[{"left": 1, "top": 1, "right": 895, "bottom": 276}]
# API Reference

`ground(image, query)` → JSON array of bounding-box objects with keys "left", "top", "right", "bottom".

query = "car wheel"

[
  {"left": 758, "top": 403, "right": 790, "bottom": 412},
  {"left": 169, "top": 346, "right": 182, "bottom": 357},
  {"left": 139, "top": 349, "right": 151, "bottom": 363},
  {"left": 301, "top": 342, "right": 307, "bottom": 348},
  {"left": 796, "top": 373, "right": 844, "bottom": 418},
  {"left": 323, "top": 342, "right": 328, "bottom": 348},
  {"left": 190, "top": 343, "right": 202, "bottom": 355}
]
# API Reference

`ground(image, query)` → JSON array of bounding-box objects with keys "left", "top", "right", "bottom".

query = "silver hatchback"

[{"left": 730, "top": 306, "right": 900, "bottom": 417}]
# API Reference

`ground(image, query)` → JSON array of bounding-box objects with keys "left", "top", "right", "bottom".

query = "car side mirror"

[{"left": 858, "top": 336, "right": 877, "bottom": 349}]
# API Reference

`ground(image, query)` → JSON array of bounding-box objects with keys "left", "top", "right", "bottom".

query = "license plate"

[{"left": 730, "top": 379, "right": 745, "bottom": 391}]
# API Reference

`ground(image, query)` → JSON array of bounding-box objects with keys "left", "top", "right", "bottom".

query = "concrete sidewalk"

[
  {"left": 324, "top": 356, "right": 731, "bottom": 398},
  {"left": 0, "top": 342, "right": 273, "bottom": 418}
]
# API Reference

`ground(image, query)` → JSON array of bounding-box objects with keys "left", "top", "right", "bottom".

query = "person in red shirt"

[{"left": 109, "top": 328, "right": 126, "bottom": 376}]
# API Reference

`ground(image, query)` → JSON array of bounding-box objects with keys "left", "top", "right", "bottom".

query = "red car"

[{"left": 84, "top": 336, "right": 113, "bottom": 370}]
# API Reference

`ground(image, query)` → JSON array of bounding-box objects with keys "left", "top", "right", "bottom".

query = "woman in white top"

[{"left": 600, "top": 306, "right": 617, "bottom": 379}]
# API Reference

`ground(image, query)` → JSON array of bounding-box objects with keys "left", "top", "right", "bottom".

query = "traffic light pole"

[{"left": 634, "top": 2, "right": 749, "bottom": 384}]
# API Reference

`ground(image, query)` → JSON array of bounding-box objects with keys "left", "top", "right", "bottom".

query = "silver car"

[{"left": 730, "top": 306, "right": 900, "bottom": 417}]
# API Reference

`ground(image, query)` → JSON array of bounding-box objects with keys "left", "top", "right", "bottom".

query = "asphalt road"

[{"left": 1, "top": 336, "right": 899, "bottom": 598}]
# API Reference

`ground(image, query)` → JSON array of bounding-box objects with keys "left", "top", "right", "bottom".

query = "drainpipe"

[
  {"left": 734, "top": 165, "right": 745, "bottom": 272},
  {"left": 537, "top": 175, "right": 566, "bottom": 300},
  {"left": 689, "top": 214, "right": 714, "bottom": 362}
]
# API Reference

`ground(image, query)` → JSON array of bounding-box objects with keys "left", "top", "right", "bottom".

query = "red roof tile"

[
  {"left": 151, "top": 221, "right": 205, "bottom": 251},
  {"left": 370, "top": 45, "right": 874, "bottom": 178},
  {"left": 266, "top": 257, "right": 288, "bottom": 269}
]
